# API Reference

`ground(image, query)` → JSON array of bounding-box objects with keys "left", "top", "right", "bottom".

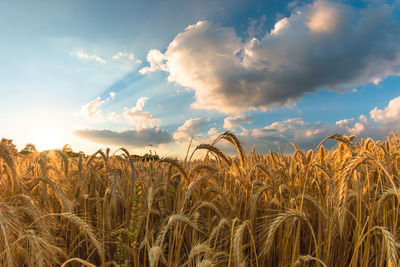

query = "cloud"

[
  {"left": 70, "top": 49, "right": 106, "bottom": 64},
  {"left": 173, "top": 118, "right": 208, "bottom": 144},
  {"left": 372, "top": 77, "right": 382, "bottom": 85},
  {"left": 140, "top": 1, "right": 400, "bottom": 114},
  {"left": 80, "top": 95, "right": 160, "bottom": 127},
  {"left": 207, "top": 127, "right": 220, "bottom": 139},
  {"left": 370, "top": 96, "right": 400, "bottom": 123},
  {"left": 270, "top": 17, "right": 289, "bottom": 35},
  {"left": 237, "top": 118, "right": 329, "bottom": 151},
  {"left": 76, "top": 95, "right": 400, "bottom": 153},
  {"left": 172, "top": 96, "right": 400, "bottom": 152},
  {"left": 112, "top": 52, "right": 142, "bottom": 63},
  {"left": 139, "top": 49, "right": 168, "bottom": 74},
  {"left": 107, "top": 112, "right": 120, "bottom": 122},
  {"left": 230, "top": 95, "right": 400, "bottom": 152},
  {"left": 223, "top": 114, "right": 253, "bottom": 131},
  {"left": 235, "top": 116, "right": 370, "bottom": 152},
  {"left": 81, "top": 97, "right": 104, "bottom": 119},
  {"left": 247, "top": 15, "right": 267, "bottom": 39},
  {"left": 105, "top": 92, "right": 116, "bottom": 102},
  {"left": 306, "top": 0, "right": 344, "bottom": 34},
  {"left": 124, "top": 97, "right": 160, "bottom": 129},
  {"left": 80, "top": 94, "right": 117, "bottom": 120},
  {"left": 335, "top": 115, "right": 370, "bottom": 135},
  {"left": 74, "top": 127, "right": 172, "bottom": 147}
]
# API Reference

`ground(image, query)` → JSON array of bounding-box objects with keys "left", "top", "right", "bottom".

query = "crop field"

[{"left": 0, "top": 132, "right": 400, "bottom": 266}]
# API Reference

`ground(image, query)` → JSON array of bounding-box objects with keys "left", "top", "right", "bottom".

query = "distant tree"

[
  {"left": 131, "top": 153, "right": 160, "bottom": 162},
  {"left": 20, "top": 143, "right": 37, "bottom": 155},
  {"left": 62, "top": 144, "right": 82, "bottom": 158}
]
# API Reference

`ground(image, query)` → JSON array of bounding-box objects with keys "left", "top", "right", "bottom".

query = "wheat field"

[{"left": 0, "top": 132, "right": 400, "bottom": 266}]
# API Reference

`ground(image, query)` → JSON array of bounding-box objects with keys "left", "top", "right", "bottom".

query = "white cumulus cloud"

[
  {"left": 107, "top": 112, "right": 120, "bottom": 122},
  {"left": 370, "top": 96, "right": 400, "bottom": 124},
  {"left": 81, "top": 97, "right": 105, "bottom": 119},
  {"left": 139, "top": 49, "right": 167, "bottom": 74},
  {"left": 223, "top": 114, "right": 253, "bottom": 131},
  {"left": 124, "top": 97, "right": 160, "bottom": 129},
  {"left": 173, "top": 118, "right": 208, "bottom": 144}
]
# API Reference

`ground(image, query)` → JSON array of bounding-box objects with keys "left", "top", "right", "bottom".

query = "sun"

[
  {"left": 28, "top": 122, "right": 65, "bottom": 151},
  {"left": 34, "top": 131, "right": 61, "bottom": 151},
  {"left": 19, "top": 108, "right": 73, "bottom": 151}
]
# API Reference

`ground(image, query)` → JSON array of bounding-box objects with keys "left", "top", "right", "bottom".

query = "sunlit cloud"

[
  {"left": 107, "top": 112, "right": 120, "bottom": 122},
  {"left": 270, "top": 17, "right": 289, "bottom": 35},
  {"left": 223, "top": 114, "right": 253, "bottom": 131},
  {"left": 219, "top": 95, "right": 400, "bottom": 152},
  {"left": 70, "top": 49, "right": 106, "bottom": 64},
  {"left": 112, "top": 52, "right": 142, "bottom": 63},
  {"left": 80, "top": 93, "right": 118, "bottom": 120},
  {"left": 306, "top": 0, "right": 345, "bottom": 34},
  {"left": 139, "top": 49, "right": 167, "bottom": 74},
  {"left": 141, "top": 1, "right": 400, "bottom": 114},
  {"left": 80, "top": 97, "right": 104, "bottom": 119},
  {"left": 335, "top": 115, "right": 369, "bottom": 135},
  {"left": 173, "top": 118, "right": 208, "bottom": 144},
  {"left": 106, "top": 91, "right": 116, "bottom": 102},
  {"left": 124, "top": 97, "right": 160, "bottom": 129},
  {"left": 370, "top": 96, "right": 400, "bottom": 123}
]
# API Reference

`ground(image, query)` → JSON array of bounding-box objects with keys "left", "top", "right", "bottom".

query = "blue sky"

[{"left": 1, "top": 0, "right": 400, "bottom": 156}]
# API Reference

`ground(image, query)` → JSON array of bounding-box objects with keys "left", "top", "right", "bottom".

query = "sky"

[{"left": 1, "top": 0, "right": 400, "bottom": 156}]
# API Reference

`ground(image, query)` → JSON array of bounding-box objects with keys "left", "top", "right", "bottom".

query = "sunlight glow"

[
  {"left": 33, "top": 130, "right": 62, "bottom": 151},
  {"left": 18, "top": 109, "right": 71, "bottom": 151}
]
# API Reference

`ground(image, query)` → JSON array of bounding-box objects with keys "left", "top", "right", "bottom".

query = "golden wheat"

[{"left": 0, "top": 133, "right": 400, "bottom": 266}]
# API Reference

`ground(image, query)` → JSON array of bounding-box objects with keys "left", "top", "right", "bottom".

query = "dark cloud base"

[{"left": 74, "top": 128, "right": 172, "bottom": 147}]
